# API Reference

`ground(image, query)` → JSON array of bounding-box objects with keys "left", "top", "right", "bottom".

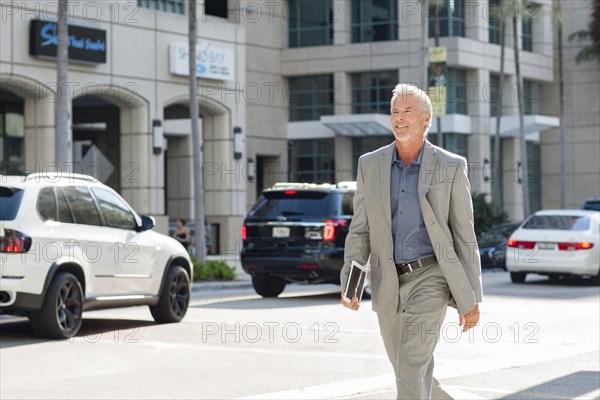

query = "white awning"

[{"left": 320, "top": 114, "right": 392, "bottom": 137}]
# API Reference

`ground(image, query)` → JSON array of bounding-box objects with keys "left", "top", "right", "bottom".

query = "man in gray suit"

[{"left": 341, "top": 83, "right": 482, "bottom": 400}]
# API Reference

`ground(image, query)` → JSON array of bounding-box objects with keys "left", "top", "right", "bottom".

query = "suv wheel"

[
  {"left": 510, "top": 272, "right": 527, "bottom": 284},
  {"left": 29, "top": 272, "right": 83, "bottom": 339},
  {"left": 150, "top": 266, "right": 190, "bottom": 323},
  {"left": 252, "top": 276, "right": 286, "bottom": 298}
]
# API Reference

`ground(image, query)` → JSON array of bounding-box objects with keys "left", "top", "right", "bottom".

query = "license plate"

[
  {"left": 538, "top": 242, "right": 555, "bottom": 250},
  {"left": 272, "top": 227, "right": 290, "bottom": 238}
]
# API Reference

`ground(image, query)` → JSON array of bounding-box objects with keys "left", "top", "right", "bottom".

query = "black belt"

[{"left": 395, "top": 255, "right": 437, "bottom": 275}]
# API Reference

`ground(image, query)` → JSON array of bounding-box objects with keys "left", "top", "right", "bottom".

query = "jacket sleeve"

[
  {"left": 340, "top": 157, "right": 371, "bottom": 291},
  {"left": 448, "top": 159, "right": 483, "bottom": 306}
]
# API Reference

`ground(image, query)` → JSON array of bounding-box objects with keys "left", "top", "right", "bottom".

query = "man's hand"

[
  {"left": 459, "top": 303, "right": 479, "bottom": 332},
  {"left": 341, "top": 291, "right": 360, "bottom": 311}
]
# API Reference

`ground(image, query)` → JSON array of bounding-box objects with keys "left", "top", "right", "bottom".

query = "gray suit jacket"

[{"left": 341, "top": 140, "right": 483, "bottom": 316}]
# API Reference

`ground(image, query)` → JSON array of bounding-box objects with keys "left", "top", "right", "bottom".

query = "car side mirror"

[{"left": 140, "top": 215, "right": 155, "bottom": 231}]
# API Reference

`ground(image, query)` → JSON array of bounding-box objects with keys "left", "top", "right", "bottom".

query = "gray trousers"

[{"left": 377, "top": 262, "right": 453, "bottom": 400}]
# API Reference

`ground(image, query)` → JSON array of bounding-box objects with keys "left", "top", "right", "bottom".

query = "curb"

[{"left": 191, "top": 279, "right": 252, "bottom": 292}]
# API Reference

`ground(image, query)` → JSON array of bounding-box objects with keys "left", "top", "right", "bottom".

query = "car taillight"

[
  {"left": 323, "top": 220, "right": 347, "bottom": 241},
  {"left": 0, "top": 230, "right": 32, "bottom": 253},
  {"left": 241, "top": 225, "right": 247, "bottom": 240},
  {"left": 557, "top": 242, "right": 594, "bottom": 251},
  {"left": 507, "top": 239, "right": 536, "bottom": 250}
]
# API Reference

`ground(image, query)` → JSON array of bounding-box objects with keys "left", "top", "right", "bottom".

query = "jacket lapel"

[
  {"left": 418, "top": 140, "right": 438, "bottom": 197},
  {"left": 379, "top": 142, "right": 395, "bottom": 227}
]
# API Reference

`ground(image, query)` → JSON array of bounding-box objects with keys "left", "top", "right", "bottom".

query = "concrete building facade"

[{"left": 1, "top": 0, "right": 598, "bottom": 254}]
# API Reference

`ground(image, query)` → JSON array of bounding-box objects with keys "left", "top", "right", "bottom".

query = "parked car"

[
  {"left": 506, "top": 209, "right": 600, "bottom": 284},
  {"left": 477, "top": 223, "right": 521, "bottom": 269},
  {"left": 0, "top": 173, "right": 192, "bottom": 338},
  {"left": 240, "top": 182, "right": 368, "bottom": 298},
  {"left": 582, "top": 196, "right": 600, "bottom": 211}
]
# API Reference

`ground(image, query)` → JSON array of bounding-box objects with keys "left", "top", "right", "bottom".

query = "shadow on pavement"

[
  {"left": 192, "top": 291, "right": 349, "bottom": 310},
  {"left": 483, "top": 272, "right": 600, "bottom": 299},
  {"left": 0, "top": 317, "right": 155, "bottom": 349},
  {"left": 499, "top": 371, "right": 600, "bottom": 400}
]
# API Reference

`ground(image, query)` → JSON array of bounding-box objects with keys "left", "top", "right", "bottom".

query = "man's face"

[{"left": 391, "top": 93, "right": 431, "bottom": 143}]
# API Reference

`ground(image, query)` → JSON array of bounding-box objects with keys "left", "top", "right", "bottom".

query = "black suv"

[{"left": 241, "top": 182, "right": 356, "bottom": 297}]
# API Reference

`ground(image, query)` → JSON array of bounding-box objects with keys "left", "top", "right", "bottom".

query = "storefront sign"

[
  {"left": 169, "top": 42, "right": 234, "bottom": 81},
  {"left": 29, "top": 19, "right": 106, "bottom": 63}
]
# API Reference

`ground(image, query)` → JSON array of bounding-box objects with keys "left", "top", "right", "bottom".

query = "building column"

[
  {"left": 24, "top": 94, "right": 55, "bottom": 171},
  {"left": 333, "top": 0, "right": 351, "bottom": 45},
  {"left": 465, "top": 0, "right": 488, "bottom": 42}
]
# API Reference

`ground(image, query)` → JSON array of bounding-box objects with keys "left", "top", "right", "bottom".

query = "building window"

[
  {"left": 446, "top": 68, "right": 467, "bottom": 115},
  {"left": 205, "top": 0, "right": 228, "bottom": 18},
  {"left": 428, "top": 0, "right": 465, "bottom": 38},
  {"left": 443, "top": 133, "right": 469, "bottom": 158},
  {"left": 523, "top": 79, "right": 540, "bottom": 115},
  {"left": 351, "top": 0, "right": 398, "bottom": 43},
  {"left": 352, "top": 135, "right": 392, "bottom": 177},
  {"left": 290, "top": 139, "right": 336, "bottom": 183},
  {"left": 288, "top": 75, "right": 334, "bottom": 122},
  {"left": 522, "top": 4, "right": 536, "bottom": 52},
  {"left": 489, "top": 74, "right": 500, "bottom": 117},
  {"left": 0, "top": 90, "right": 25, "bottom": 175},
  {"left": 352, "top": 70, "right": 397, "bottom": 114},
  {"left": 288, "top": 0, "right": 333, "bottom": 48},
  {"left": 137, "top": 0, "right": 185, "bottom": 14},
  {"left": 488, "top": 0, "right": 500, "bottom": 44}
]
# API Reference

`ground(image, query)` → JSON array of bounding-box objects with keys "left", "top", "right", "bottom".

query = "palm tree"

[
  {"left": 513, "top": 0, "right": 530, "bottom": 218},
  {"left": 55, "top": 0, "right": 71, "bottom": 167},
  {"left": 568, "top": 0, "right": 600, "bottom": 64},
  {"left": 554, "top": 0, "right": 566, "bottom": 208},
  {"left": 188, "top": 0, "right": 206, "bottom": 262}
]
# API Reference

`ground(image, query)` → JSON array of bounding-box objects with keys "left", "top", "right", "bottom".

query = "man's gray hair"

[{"left": 390, "top": 83, "right": 433, "bottom": 136}]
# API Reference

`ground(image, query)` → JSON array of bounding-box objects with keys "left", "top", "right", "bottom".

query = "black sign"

[{"left": 29, "top": 19, "right": 106, "bottom": 64}]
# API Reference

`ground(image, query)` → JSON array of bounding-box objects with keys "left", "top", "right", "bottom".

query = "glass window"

[
  {"left": 37, "top": 187, "right": 57, "bottom": 222},
  {"left": 523, "top": 80, "right": 540, "bottom": 115},
  {"left": 351, "top": 0, "right": 398, "bottom": 43},
  {"left": 0, "top": 91, "right": 25, "bottom": 175},
  {"left": 443, "top": 133, "right": 469, "bottom": 159},
  {"left": 205, "top": 0, "right": 228, "bottom": 18},
  {"left": 352, "top": 71, "right": 397, "bottom": 114},
  {"left": 62, "top": 186, "right": 103, "bottom": 226},
  {"left": 488, "top": 0, "right": 501, "bottom": 44},
  {"left": 352, "top": 135, "right": 392, "bottom": 177},
  {"left": 249, "top": 191, "right": 334, "bottom": 218},
  {"left": 290, "top": 139, "right": 335, "bottom": 183},
  {"left": 92, "top": 188, "right": 138, "bottom": 230},
  {"left": 446, "top": 68, "right": 467, "bottom": 115},
  {"left": 288, "top": 0, "right": 333, "bottom": 48},
  {"left": 137, "top": 0, "right": 185, "bottom": 14},
  {"left": 0, "top": 187, "right": 24, "bottom": 221},
  {"left": 429, "top": 0, "right": 465, "bottom": 38},
  {"left": 57, "top": 188, "right": 74, "bottom": 224},
  {"left": 521, "top": 4, "right": 537, "bottom": 52},
  {"left": 288, "top": 75, "right": 334, "bottom": 121},
  {"left": 489, "top": 74, "right": 500, "bottom": 117},
  {"left": 522, "top": 215, "right": 590, "bottom": 231}
]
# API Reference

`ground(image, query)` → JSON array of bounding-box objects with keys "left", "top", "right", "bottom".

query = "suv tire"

[
  {"left": 252, "top": 276, "right": 286, "bottom": 298},
  {"left": 150, "top": 266, "right": 191, "bottom": 323},
  {"left": 510, "top": 272, "right": 527, "bottom": 284},
  {"left": 29, "top": 272, "right": 84, "bottom": 339}
]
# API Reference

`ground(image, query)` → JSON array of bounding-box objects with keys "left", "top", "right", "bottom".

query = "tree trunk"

[
  {"left": 557, "top": 0, "right": 566, "bottom": 209},
  {"left": 189, "top": 0, "right": 206, "bottom": 262},
  {"left": 55, "top": 0, "right": 71, "bottom": 167},
  {"left": 513, "top": 11, "right": 530, "bottom": 218},
  {"left": 492, "top": 17, "right": 506, "bottom": 214},
  {"left": 434, "top": 2, "right": 442, "bottom": 147}
]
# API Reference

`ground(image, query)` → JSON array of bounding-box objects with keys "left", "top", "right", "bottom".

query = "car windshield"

[
  {"left": 522, "top": 215, "right": 590, "bottom": 231},
  {"left": 0, "top": 186, "right": 24, "bottom": 221},
  {"left": 248, "top": 191, "right": 332, "bottom": 218}
]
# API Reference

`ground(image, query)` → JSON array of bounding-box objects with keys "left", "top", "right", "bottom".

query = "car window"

[
  {"left": 249, "top": 191, "right": 332, "bottom": 218},
  {"left": 583, "top": 201, "right": 600, "bottom": 211},
  {"left": 57, "top": 188, "right": 74, "bottom": 223},
  {"left": 342, "top": 192, "right": 354, "bottom": 215},
  {"left": 91, "top": 188, "right": 137, "bottom": 230},
  {"left": 522, "top": 215, "right": 590, "bottom": 231},
  {"left": 37, "top": 187, "right": 56, "bottom": 221},
  {"left": 62, "top": 186, "right": 103, "bottom": 226},
  {"left": 0, "top": 186, "right": 24, "bottom": 221}
]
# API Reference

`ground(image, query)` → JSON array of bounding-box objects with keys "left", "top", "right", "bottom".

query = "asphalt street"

[{"left": 1, "top": 269, "right": 599, "bottom": 400}]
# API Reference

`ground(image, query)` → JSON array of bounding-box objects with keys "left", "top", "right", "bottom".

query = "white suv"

[{"left": 0, "top": 173, "right": 192, "bottom": 338}]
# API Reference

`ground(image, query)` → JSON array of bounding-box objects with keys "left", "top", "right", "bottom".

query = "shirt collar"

[{"left": 391, "top": 141, "right": 425, "bottom": 167}]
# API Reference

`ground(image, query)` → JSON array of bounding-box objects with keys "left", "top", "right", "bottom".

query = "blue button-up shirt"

[{"left": 390, "top": 143, "right": 435, "bottom": 263}]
